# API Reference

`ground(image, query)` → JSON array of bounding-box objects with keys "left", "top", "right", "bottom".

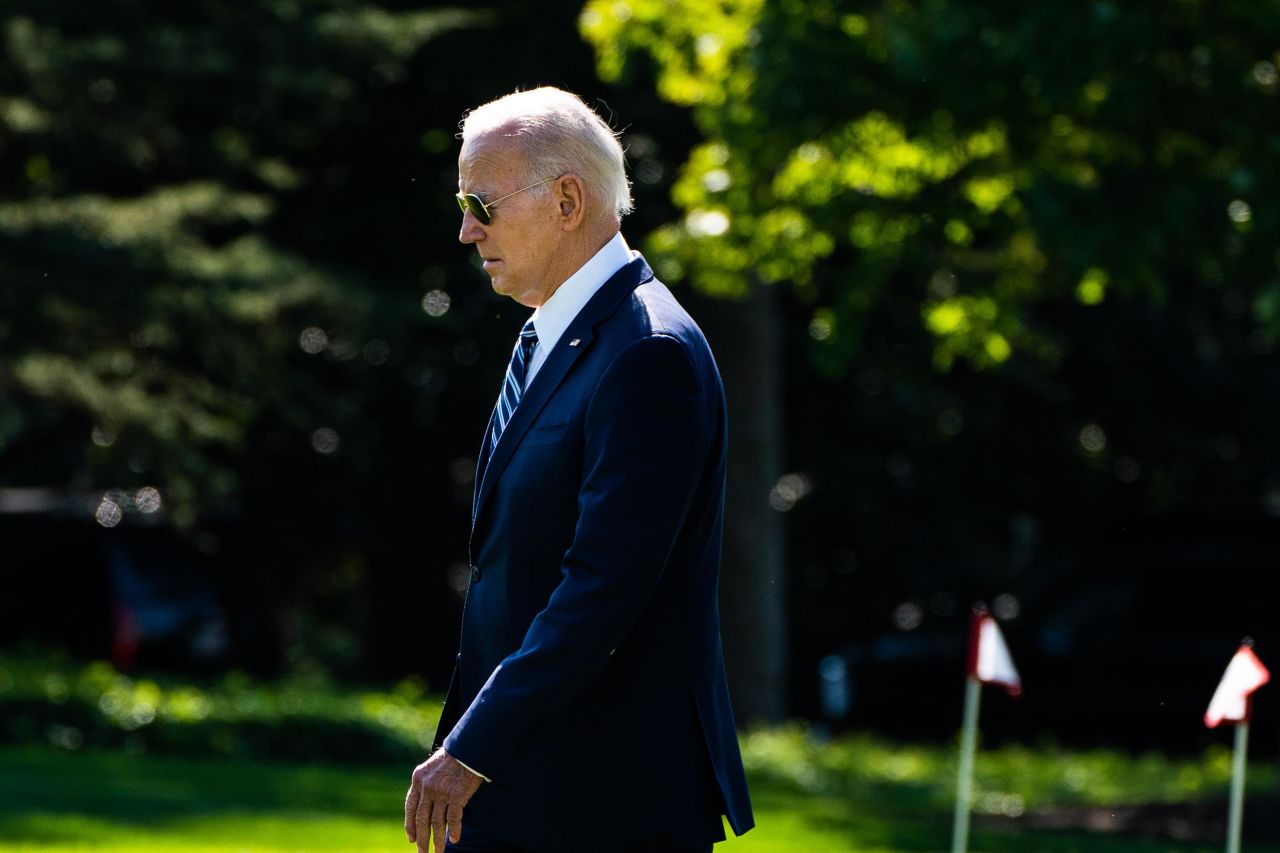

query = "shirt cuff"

[{"left": 452, "top": 755, "right": 491, "bottom": 783}]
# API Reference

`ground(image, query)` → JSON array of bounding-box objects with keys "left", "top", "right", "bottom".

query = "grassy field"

[
  {"left": 3, "top": 657, "right": 1278, "bottom": 852},
  {"left": 2, "top": 740, "right": 1278, "bottom": 853}
]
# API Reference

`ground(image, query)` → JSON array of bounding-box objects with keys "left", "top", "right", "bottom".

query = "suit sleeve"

[{"left": 442, "top": 333, "right": 711, "bottom": 778}]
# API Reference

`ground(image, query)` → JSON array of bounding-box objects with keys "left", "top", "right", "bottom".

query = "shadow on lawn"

[
  {"left": 983, "top": 797, "right": 1280, "bottom": 846},
  {"left": 0, "top": 745, "right": 406, "bottom": 824},
  {"left": 749, "top": 780, "right": 1280, "bottom": 853}
]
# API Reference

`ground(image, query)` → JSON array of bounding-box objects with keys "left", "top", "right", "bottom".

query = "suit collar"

[
  {"left": 529, "top": 232, "right": 631, "bottom": 362},
  {"left": 470, "top": 254, "right": 654, "bottom": 533}
]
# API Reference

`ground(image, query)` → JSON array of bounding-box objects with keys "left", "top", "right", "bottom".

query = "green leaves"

[
  {"left": 0, "top": 2, "right": 497, "bottom": 534},
  {"left": 580, "top": 0, "right": 764, "bottom": 107},
  {"left": 582, "top": 0, "right": 1280, "bottom": 371}
]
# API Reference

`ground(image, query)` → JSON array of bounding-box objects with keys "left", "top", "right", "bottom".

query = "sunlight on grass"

[
  {"left": 4, "top": 743, "right": 1278, "bottom": 853},
  {"left": 2, "top": 660, "right": 1277, "bottom": 853}
]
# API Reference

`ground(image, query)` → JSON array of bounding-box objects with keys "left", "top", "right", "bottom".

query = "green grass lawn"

[
  {"left": 3, "top": 658, "right": 1278, "bottom": 852},
  {"left": 2, "top": 742, "right": 1278, "bottom": 853}
]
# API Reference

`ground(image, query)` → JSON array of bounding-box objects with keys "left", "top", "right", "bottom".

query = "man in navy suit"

[{"left": 405, "top": 87, "right": 754, "bottom": 853}]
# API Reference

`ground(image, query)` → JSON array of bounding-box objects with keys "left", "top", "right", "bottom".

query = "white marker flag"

[
  {"left": 967, "top": 612, "right": 1021, "bottom": 696},
  {"left": 1205, "top": 645, "right": 1270, "bottom": 728},
  {"left": 953, "top": 608, "right": 1022, "bottom": 853}
]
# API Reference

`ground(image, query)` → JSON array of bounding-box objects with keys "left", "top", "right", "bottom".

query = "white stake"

[
  {"left": 951, "top": 675, "right": 982, "bottom": 853},
  {"left": 1226, "top": 721, "right": 1249, "bottom": 853}
]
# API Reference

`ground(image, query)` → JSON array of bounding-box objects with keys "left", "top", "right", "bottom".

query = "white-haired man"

[{"left": 405, "top": 87, "right": 754, "bottom": 853}]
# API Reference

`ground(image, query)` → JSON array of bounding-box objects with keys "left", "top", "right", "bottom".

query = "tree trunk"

[{"left": 699, "top": 282, "right": 788, "bottom": 725}]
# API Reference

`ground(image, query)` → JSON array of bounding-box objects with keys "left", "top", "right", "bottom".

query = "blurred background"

[{"left": 3, "top": 0, "right": 1280, "bottom": 850}]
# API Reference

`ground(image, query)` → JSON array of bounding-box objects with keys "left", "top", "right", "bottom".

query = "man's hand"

[{"left": 404, "top": 748, "right": 484, "bottom": 853}]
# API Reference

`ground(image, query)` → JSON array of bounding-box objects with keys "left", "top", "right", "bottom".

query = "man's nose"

[{"left": 459, "top": 210, "right": 485, "bottom": 244}]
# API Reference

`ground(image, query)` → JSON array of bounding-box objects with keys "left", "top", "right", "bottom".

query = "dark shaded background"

[{"left": 2, "top": 0, "right": 1277, "bottom": 757}]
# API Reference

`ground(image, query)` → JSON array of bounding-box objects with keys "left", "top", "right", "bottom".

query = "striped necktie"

[{"left": 489, "top": 319, "right": 538, "bottom": 459}]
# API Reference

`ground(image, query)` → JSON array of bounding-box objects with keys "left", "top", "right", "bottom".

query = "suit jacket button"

[{"left": 470, "top": 565, "right": 481, "bottom": 582}]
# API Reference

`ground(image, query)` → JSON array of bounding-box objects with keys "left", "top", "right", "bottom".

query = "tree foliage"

[
  {"left": 584, "top": 0, "right": 1280, "bottom": 366},
  {"left": 584, "top": 0, "right": 1280, "bottom": 727},
  {"left": 1, "top": 2, "right": 486, "bottom": 525},
  {"left": 0, "top": 0, "right": 695, "bottom": 681}
]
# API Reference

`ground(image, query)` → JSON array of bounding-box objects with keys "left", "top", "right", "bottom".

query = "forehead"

[{"left": 458, "top": 132, "right": 526, "bottom": 190}]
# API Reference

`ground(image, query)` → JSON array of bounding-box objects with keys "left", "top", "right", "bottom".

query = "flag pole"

[
  {"left": 951, "top": 674, "right": 982, "bottom": 853},
  {"left": 1225, "top": 719, "right": 1249, "bottom": 853}
]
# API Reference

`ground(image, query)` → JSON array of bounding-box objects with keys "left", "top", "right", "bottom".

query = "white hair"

[{"left": 460, "top": 87, "right": 633, "bottom": 220}]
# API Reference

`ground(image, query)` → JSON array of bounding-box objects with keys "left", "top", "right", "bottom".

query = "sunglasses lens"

[{"left": 456, "top": 193, "right": 490, "bottom": 225}]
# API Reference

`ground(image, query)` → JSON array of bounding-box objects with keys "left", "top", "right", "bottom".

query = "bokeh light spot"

[
  {"left": 363, "top": 340, "right": 391, "bottom": 365},
  {"left": 928, "top": 269, "right": 958, "bottom": 299},
  {"left": 808, "top": 309, "right": 834, "bottom": 341},
  {"left": 449, "top": 457, "right": 476, "bottom": 485},
  {"left": 1114, "top": 456, "right": 1140, "bottom": 483},
  {"left": 636, "top": 160, "right": 664, "bottom": 185},
  {"left": 686, "top": 209, "right": 730, "bottom": 237},
  {"left": 695, "top": 33, "right": 723, "bottom": 57},
  {"left": 1253, "top": 61, "right": 1278, "bottom": 88},
  {"left": 992, "top": 593, "right": 1020, "bottom": 621},
  {"left": 95, "top": 497, "right": 123, "bottom": 528},
  {"left": 91, "top": 425, "right": 117, "bottom": 448},
  {"left": 134, "top": 486, "right": 162, "bottom": 514},
  {"left": 1076, "top": 268, "right": 1108, "bottom": 305},
  {"left": 422, "top": 290, "right": 451, "bottom": 317},
  {"left": 892, "top": 602, "right": 923, "bottom": 631},
  {"left": 311, "top": 428, "right": 340, "bottom": 454},
  {"left": 1079, "top": 423, "right": 1106, "bottom": 453},
  {"left": 702, "top": 169, "right": 731, "bottom": 192},
  {"left": 769, "top": 472, "right": 813, "bottom": 512},
  {"left": 936, "top": 409, "right": 964, "bottom": 436},
  {"left": 446, "top": 563, "right": 471, "bottom": 597},
  {"left": 1227, "top": 199, "right": 1251, "bottom": 223},
  {"left": 326, "top": 339, "right": 358, "bottom": 362},
  {"left": 299, "top": 327, "right": 328, "bottom": 354}
]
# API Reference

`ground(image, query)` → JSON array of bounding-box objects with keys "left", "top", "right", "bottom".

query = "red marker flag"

[
  {"left": 1205, "top": 645, "right": 1270, "bottom": 728},
  {"left": 967, "top": 611, "right": 1022, "bottom": 696}
]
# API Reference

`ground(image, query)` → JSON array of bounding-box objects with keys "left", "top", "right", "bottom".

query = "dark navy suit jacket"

[{"left": 433, "top": 253, "right": 754, "bottom": 852}]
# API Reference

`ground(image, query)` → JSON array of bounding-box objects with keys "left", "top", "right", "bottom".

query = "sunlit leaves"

[
  {"left": 313, "top": 7, "right": 490, "bottom": 60},
  {"left": 754, "top": 209, "right": 835, "bottom": 285},
  {"left": 922, "top": 295, "right": 1015, "bottom": 370},
  {"left": 14, "top": 353, "right": 247, "bottom": 445},
  {"left": 581, "top": 0, "right": 765, "bottom": 108},
  {"left": 0, "top": 183, "right": 272, "bottom": 249},
  {"left": 963, "top": 176, "right": 1016, "bottom": 215},
  {"left": 0, "top": 95, "right": 48, "bottom": 132},
  {"left": 585, "top": 0, "right": 1280, "bottom": 374},
  {"left": 1076, "top": 268, "right": 1109, "bottom": 306},
  {"left": 0, "top": 654, "right": 443, "bottom": 755}
]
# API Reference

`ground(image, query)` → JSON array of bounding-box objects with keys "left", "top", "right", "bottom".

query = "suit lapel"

[{"left": 470, "top": 256, "right": 654, "bottom": 535}]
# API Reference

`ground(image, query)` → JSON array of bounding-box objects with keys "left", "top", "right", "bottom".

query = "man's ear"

[{"left": 554, "top": 175, "right": 586, "bottom": 231}]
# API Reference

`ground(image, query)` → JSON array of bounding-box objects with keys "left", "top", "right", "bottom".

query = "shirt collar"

[{"left": 530, "top": 231, "right": 631, "bottom": 353}]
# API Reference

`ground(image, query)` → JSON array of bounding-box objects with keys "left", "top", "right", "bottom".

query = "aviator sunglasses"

[{"left": 455, "top": 175, "right": 560, "bottom": 225}]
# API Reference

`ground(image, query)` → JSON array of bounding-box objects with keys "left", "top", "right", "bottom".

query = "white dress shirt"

[{"left": 523, "top": 231, "right": 632, "bottom": 389}]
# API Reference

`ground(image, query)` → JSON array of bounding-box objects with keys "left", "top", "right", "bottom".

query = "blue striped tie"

[{"left": 489, "top": 320, "right": 538, "bottom": 459}]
